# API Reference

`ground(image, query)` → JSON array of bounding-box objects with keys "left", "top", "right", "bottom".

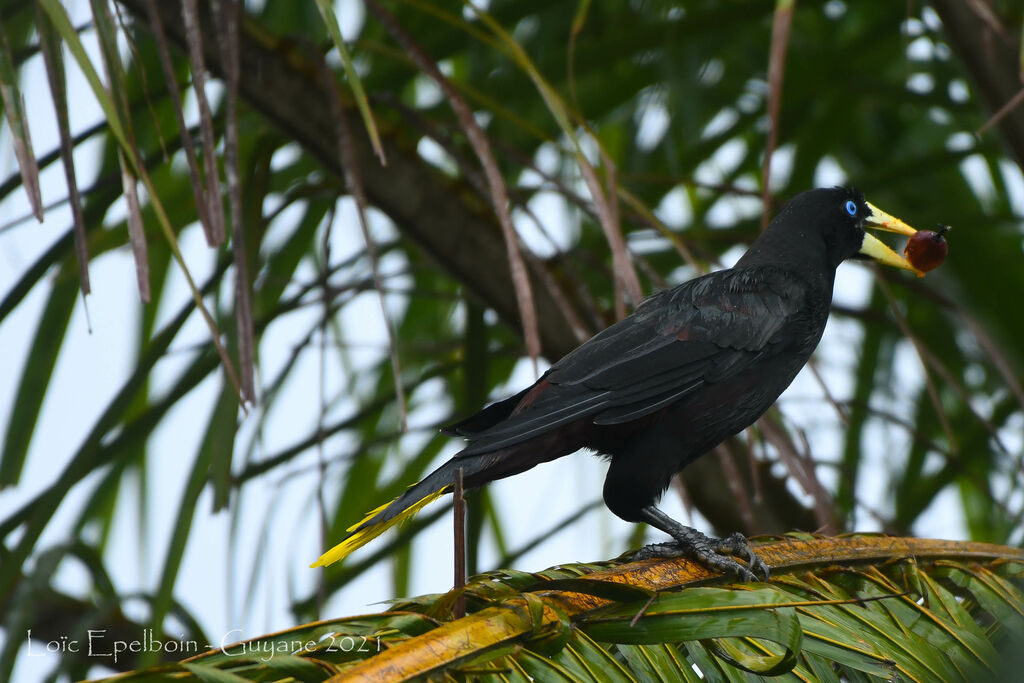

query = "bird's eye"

[{"left": 844, "top": 200, "right": 857, "bottom": 216}]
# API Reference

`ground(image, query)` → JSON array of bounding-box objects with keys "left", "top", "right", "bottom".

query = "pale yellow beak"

[{"left": 858, "top": 202, "right": 925, "bottom": 277}]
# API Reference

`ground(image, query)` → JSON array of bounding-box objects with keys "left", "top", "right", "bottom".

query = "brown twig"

[
  {"left": 453, "top": 467, "right": 466, "bottom": 620},
  {"left": 761, "top": 0, "right": 794, "bottom": 228},
  {"left": 757, "top": 414, "right": 837, "bottom": 534},
  {"left": 366, "top": 0, "right": 542, "bottom": 373},
  {"left": 874, "top": 274, "right": 958, "bottom": 451},
  {"left": 143, "top": 0, "right": 214, "bottom": 250},
  {"left": 212, "top": 0, "right": 254, "bottom": 403},
  {"left": 581, "top": 144, "right": 644, "bottom": 315},
  {"left": 807, "top": 358, "right": 850, "bottom": 426},
  {"left": 314, "top": 201, "right": 337, "bottom": 618},
  {"left": 90, "top": 0, "right": 151, "bottom": 302},
  {"left": 322, "top": 57, "right": 408, "bottom": 431},
  {"left": 976, "top": 85, "right": 1024, "bottom": 137},
  {"left": 34, "top": 5, "right": 89, "bottom": 295},
  {"left": 629, "top": 591, "right": 658, "bottom": 627},
  {"left": 930, "top": 0, "right": 1024, "bottom": 170},
  {"left": 715, "top": 444, "right": 758, "bottom": 533},
  {"left": 181, "top": 0, "right": 225, "bottom": 245}
]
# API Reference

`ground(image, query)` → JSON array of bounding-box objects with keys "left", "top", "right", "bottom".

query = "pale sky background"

[{"left": 0, "top": 3, "right": 996, "bottom": 681}]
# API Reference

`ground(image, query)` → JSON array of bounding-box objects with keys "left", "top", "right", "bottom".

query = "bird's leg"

[{"left": 632, "top": 505, "right": 769, "bottom": 581}]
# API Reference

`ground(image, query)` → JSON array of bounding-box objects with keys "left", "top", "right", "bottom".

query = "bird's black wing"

[
  {"left": 457, "top": 267, "right": 808, "bottom": 455},
  {"left": 441, "top": 386, "right": 532, "bottom": 437}
]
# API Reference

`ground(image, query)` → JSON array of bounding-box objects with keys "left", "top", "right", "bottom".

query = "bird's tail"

[{"left": 311, "top": 458, "right": 469, "bottom": 568}]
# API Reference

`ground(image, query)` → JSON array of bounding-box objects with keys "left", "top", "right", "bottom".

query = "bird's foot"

[{"left": 633, "top": 530, "right": 769, "bottom": 582}]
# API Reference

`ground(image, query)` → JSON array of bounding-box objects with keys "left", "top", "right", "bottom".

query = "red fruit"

[{"left": 904, "top": 225, "right": 949, "bottom": 272}]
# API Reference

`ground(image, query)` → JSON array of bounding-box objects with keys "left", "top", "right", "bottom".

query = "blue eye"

[{"left": 844, "top": 200, "right": 857, "bottom": 216}]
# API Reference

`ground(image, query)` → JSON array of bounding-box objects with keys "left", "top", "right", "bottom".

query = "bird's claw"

[
  {"left": 633, "top": 532, "right": 769, "bottom": 582},
  {"left": 714, "top": 532, "right": 770, "bottom": 580}
]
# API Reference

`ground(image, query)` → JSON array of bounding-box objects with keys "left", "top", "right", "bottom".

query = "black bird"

[{"left": 313, "top": 187, "right": 924, "bottom": 580}]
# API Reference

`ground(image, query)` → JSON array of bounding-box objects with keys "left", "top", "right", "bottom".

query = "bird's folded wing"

[{"left": 459, "top": 268, "right": 806, "bottom": 455}]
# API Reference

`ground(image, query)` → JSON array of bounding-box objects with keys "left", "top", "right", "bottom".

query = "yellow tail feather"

[{"left": 310, "top": 485, "right": 452, "bottom": 568}]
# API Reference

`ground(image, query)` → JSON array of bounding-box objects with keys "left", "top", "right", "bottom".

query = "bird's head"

[{"left": 737, "top": 187, "right": 924, "bottom": 280}]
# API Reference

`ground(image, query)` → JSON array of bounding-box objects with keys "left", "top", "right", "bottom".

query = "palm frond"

[{"left": 87, "top": 535, "right": 1024, "bottom": 682}]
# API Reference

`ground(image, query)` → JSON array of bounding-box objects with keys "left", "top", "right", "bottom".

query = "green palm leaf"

[{"left": 84, "top": 536, "right": 1024, "bottom": 682}]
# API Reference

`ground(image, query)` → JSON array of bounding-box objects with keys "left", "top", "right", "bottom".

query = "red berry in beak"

[{"left": 903, "top": 225, "right": 949, "bottom": 272}]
